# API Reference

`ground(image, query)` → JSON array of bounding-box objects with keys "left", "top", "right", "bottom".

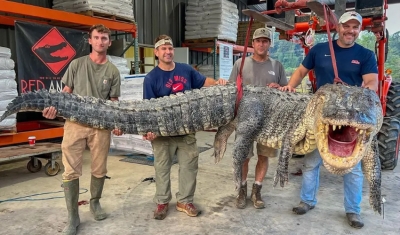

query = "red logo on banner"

[{"left": 32, "top": 27, "right": 76, "bottom": 75}]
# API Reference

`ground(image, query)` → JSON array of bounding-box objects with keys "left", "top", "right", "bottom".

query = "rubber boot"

[
  {"left": 90, "top": 175, "right": 107, "bottom": 221},
  {"left": 250, "top": 183, "right": 265, "bottom": 209},
  {"left": 62, "top": 179, "right": 80, "bottom": 235}
]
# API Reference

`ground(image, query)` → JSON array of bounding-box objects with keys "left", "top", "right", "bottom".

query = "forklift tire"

[
  {"left": 27, "top": 158, "right": 43, "bottom": 173},
  {"left": 385, "top": 81, "right": 400, "bottom": 118},
  {"left": 377, "top": 117, "right": 400, "bottom": 170},
  {"left": 44, "top": 161, "right": 61, "bottom": 176}
]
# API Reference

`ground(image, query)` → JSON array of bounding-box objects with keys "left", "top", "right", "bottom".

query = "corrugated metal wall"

[{"left": 133, "top": 0, "right": 187, "bottom": 46}]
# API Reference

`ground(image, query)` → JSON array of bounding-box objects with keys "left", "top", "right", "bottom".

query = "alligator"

[
  {"left": 213, "top": 84, "right": 383, "bottom": 215},
  {"left": 0, "top": 83, "right": 383, "bottom": 214},
  {"left": 33, "top": 42, "right": 69, "bottom": 63}
]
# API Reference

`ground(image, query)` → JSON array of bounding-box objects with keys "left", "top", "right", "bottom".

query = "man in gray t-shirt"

[{"left": 229, "top": 28, "right": 287, "bottom": 210}]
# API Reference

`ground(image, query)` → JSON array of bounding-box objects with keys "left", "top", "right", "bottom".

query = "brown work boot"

[
  {"left": 153, "top": 203, "right": 169, "bottom": 220},
  {"left": 176, "top": 202, "right": 200, "bottom": 217},
  {"left": 251, "top": 183, "right": 265, "bottom": 209},
  {"left": 235, "top": 183, "right": 247, "bottom": 209}
]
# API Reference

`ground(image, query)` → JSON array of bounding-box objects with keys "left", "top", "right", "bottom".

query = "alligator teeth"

[
  {"left": 359, "top": 129, "right": 364, "bottom": 134},
  {"left": 333, "top": 125, "right": 336, "bottom": 131},
  {"left": 338, "top": 125, "right": 342, "bottom": 129},
  {"left": 355, "top": 128, "right": 358, "bottom": 132}
]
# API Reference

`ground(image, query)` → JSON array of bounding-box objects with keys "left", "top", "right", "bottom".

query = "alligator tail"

[{"left": 0, "top": 85, "right": 237, "bottom": 136}]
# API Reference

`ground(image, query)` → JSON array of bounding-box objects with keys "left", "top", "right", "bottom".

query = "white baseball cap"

[{"left": 338, "top": 11, "right": 362, "bottom": 24}]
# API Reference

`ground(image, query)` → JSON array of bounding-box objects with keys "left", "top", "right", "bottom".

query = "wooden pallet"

[
  {"left": 0, "top": 126, "right": 17, "bottom": 136},
  {"left": 184, "top": 37, "right": 235, "bottom": 44},
  {"left": 1, "top": 143, "right": 61, "bottom": 160},
  {"left": 78, "top": 10, "right": 135, "bottom": 23}
]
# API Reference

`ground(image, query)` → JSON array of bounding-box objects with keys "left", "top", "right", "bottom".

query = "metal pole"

[
  {"left": 214, "top": 37, "right": 217, "bottom": 79},
  {"left": 134, "top": 30, "right": 140, "bottom": 74}
]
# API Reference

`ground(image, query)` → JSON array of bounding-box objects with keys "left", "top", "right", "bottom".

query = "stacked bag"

[
  {"left": 52, "top": 0, "right": 135, "bottom": 22},
  {"left": 185, "top": 0, "right": 239, "bottom": 42},
  {"left": 107, "top": 55, "right": 141, "bottom": 101},
  {"left": 197, "top": 65, "right": 220, "bottom": 79},
  {"left": 107, "top": 55, "right": 130, "bottom": 80},
  {"left": 107, "top": 56, "right": 153, "bottom": 155},
  {"left": 0, "top": 47, "right": 18, "bottom": 131}
]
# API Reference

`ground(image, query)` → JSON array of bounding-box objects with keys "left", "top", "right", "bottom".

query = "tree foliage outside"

[{"left": 269, "top": 31, "right": 400, "bottom": 82}]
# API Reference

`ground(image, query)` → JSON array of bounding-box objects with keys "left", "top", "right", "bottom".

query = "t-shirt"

[
  {"left": 62, "top": 55, "right": 121, "bottom": 100},
  {"left": 228, "top": 56, "right": 287, "bottom": 86},
  {"left": 302, "top": 40, "right": 378, "bottom": 90},
  {"left": 143, "top": 62, "right": 206, "bottom": 99}
]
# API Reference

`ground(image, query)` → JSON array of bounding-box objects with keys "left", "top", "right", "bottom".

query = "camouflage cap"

[{"left": 253, "top": 28, "right": 271, "bottom": 40}]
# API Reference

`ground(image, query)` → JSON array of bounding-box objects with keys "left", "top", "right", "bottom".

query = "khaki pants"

[
  {"left": 151, "top": 134, "right": 199, "bottom": 204},
  {"left": 61, "top": 120, "right": 111, "bottom": 180}
]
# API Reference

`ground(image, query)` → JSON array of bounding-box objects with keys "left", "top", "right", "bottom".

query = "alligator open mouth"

[
  {"left": 316, "top": 122, "right": 373, "bottom": 170},
  {"left": 328, "top": 125, "right": 358, "bottom": 157}
]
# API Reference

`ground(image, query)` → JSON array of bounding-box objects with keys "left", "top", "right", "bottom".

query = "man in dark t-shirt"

[
  {"left": 280, "top": 11, "right": 378, "bottom": 229},
  {"left": 143, "top": 34, "right": 227, "bottom": 220}
]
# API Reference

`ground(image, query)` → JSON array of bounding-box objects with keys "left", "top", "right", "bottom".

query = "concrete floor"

[{"left": 0, "top": 131, "right": 399, "bottom": 235}]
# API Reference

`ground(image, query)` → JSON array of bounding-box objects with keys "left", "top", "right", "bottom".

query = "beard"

[{"left": 339, "top": 33, "right": 357, "bottom": 46}]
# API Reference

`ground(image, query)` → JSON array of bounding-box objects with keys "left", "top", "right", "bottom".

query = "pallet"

[
  {"left": 184, "top": 37, "right": 236, "bottom": 44},
  {"left": 77, "top": 10, "right": 135, "bottom": 23},
  {"left": 0, "top": 126, "right": 17, "bottom": 136},
  {"left": 0, "top": 142, "right": 61, "bottom": 160},
  {"left": 0, "top": 142, "right": 62, "bottom": 176}
]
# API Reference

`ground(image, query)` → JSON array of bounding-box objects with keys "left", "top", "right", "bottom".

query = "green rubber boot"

[
  {"left": 62, "top": 179, "right": 80, "bottom": 235},
  {"left": 90, "top": 175, "right": 107, "bottom": 221}
]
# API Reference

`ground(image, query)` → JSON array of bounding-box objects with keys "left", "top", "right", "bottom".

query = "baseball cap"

[
  {"left": 338, "top": 11, "right": 362, "bottom": 24},
  {"left": 253, "top": 28, "right": 271, "bottom": 40}
]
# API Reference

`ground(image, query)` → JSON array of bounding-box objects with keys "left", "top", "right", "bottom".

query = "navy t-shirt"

[
  {"left": 302, "top": 40, "right": 378, "bottom": 90},
  {"left": 143, "top": 62, "right": 206, "bottom": 99}
]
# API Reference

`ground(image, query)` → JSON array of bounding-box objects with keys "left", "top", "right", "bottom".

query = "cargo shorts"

[
  {"left": 247, "top": 142, "right": 279, "bottom": 158},
  {"left": 235, "top": 133, "right": 279, "bottom": 158}
]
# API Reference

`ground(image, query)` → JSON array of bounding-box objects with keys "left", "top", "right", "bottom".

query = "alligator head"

[{"left": 309, "top": 84, "right": 383, "bottom": 174}]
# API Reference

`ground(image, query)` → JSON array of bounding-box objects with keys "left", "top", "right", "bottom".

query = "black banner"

[{"left": 15, "top": 21, "right": 90, "bottom": 94}]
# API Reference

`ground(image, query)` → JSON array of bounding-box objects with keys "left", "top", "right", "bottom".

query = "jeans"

[{"left": 299, "top": 149, "right": 363, "bottom": 214}]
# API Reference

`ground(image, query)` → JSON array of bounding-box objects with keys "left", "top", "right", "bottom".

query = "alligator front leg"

[
  {"left": 273, "top": 118, "right": 302, "bottom": 188},
  {"left": 213, "top": 118, "right": 237, "bottom": 164},
  {"left": 232, "top": 96, "right": 264, "bottom": 190},
  {"left": 361, "top": 137, "right": 382, "bottom": 214},
  {"left": 273, "top": 136, "right": 293, "bottom": 187},
  {"left": 232, "top": 134, "right": 253, "bottom": 190}
]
